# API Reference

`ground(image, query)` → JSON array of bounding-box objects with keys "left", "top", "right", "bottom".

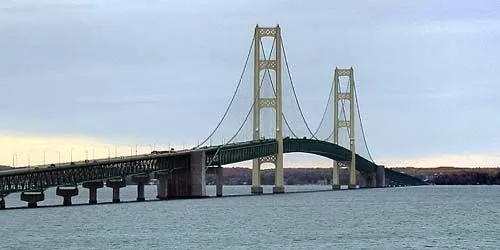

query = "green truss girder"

[{"left": 1, "top": 138, "right": 424, "bottom": 196}]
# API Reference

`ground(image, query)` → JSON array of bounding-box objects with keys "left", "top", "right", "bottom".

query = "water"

[{"left": 1, "top": 185, "right": 499, "bottom": 249}]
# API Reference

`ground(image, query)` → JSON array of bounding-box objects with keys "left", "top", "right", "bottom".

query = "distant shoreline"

[{"left": 2, "top": 166, "right": 499, "bottom": 185}]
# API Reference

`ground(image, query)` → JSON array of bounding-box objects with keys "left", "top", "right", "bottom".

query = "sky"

[{"left": 0, "top": 0, "right": 499, "bottom": 168}]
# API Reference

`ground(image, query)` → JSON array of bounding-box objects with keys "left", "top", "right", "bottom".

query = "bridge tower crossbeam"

[
  {"left": 251, "top": 25, "right": 285, "bottom": 194},
  {"left": 332, "top": 67, "right": 357, "bottom": 189}
]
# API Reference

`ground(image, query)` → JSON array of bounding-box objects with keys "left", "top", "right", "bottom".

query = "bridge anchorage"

[{"left": 0, "top": 25, "right": 425, "bottom": 209}]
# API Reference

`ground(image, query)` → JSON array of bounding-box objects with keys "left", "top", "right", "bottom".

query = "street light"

[
  {"left": 70, "top": 148, "right": 74, "bottom": 162},
  {"left": 12, "top": 153, "right": 17, "bottom": 167},
  {"left": 27, "top": 153, "right": 31, "bottom": 167},
  {"left": 85, "top": 149, "right": 89, "bottom": 161},
  {"left": 43, "top": 151, "right": 46, "bottom": 165}
]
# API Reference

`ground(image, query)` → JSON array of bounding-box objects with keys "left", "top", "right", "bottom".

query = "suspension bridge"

[{"left": 0, "top": 25, "right": 424, "bottom": 209}]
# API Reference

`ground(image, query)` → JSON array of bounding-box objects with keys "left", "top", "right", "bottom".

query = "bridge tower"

[
  {"left": 251, "top": 25, "right": 285, "bottom": 194},
  {"left": 332, "top": 67, "right": 357, "bottom": 189}
]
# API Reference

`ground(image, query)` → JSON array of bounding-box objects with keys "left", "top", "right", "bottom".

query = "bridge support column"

[
  {"left": 56, "top": 186, "right": 79, "bottom": 206},
  {"left": 83, "top": 180, "right": 104, "bottom": 204},
  {"left": 0, "top": 197, "right": 5, "bottom": 209},
  {"left": 168, "top": 169, "right": 191, "bottom": 198},
  {"left": 132, "top": 174, "right": 150, "bottom": 202},
  {"left": 359, "top": 173, "right": 376, "bottom": 188},
  {"left": 215, "top": 166, "right": 223, "bottom": 197},
  {"left": 156, "top": 171, "right": 169, "bottom": 200},
  {"left": 20, "top": 191, "right": 44, "bottom": 208},
  {"left": 333, "top": 68, "right": 357, "bottom": 189},
  {"left": 332, "top": 161, "right": 341, "bottom": 189},
  {"left": 190, "top": 151, "right": 206, "bottom": 198},
  {"left": 369, "top": 173, "right": 376, "bottom": 188},
  {"left": 348, "top": 165, "right": 357, "bottom": 189},
  {"left": 251, "top": 160, "right": 263, "bottom": 194},
  {"left": 106, "top": 179, "right": 126, "bottom": 203},
  {"left": 376, "top": 165, "right": 386, "bottom": 188},
  {"left": 273, "top": 156, "right": 285, "bottom": 193},
  {"left": 252, "top": 26, "right": 284, "bottom": 195}
]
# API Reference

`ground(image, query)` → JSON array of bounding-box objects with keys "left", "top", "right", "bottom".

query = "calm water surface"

[{"left": 1, "top": 185, "right": 499, "bottom": 249}]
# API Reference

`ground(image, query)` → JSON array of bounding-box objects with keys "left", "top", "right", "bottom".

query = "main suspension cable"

[
  {"left": 207, "top": 37, "right": 277, "bottom": 165},
  {"left": 258, "top": 39, "right": 300, "bottom": 139},
  {"left": 312, "top": 81, "right": 333, "bottom": 138},
  {"left": 195, "top": 38, "right": 255, "bottom": 148},
  {"left": 353, "top": 82, "right": 374, "bottom": 162},
  {"left": 281, "top": 40, "right": 318, "bottom": 139}
]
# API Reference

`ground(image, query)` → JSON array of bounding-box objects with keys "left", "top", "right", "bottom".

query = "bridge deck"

[{"left": 0, "top": 138, "right": 424, "bottom": 195}]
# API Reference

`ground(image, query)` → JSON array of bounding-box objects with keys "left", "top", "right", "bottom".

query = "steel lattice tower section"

[
  {"left": 332, "top": 67, "right": 357, "bottom": 189},
  {"left": 251, "top": 25, "right": 285, "bottom": 194}
]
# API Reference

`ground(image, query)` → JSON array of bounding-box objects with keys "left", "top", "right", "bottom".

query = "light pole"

[
  {"left": 129, "top": 145, "right": 133, "bottom": 156},
  {"left": 85, "top": 149, "right": 89, "bottom": 161},
  {"left": 43, "top": 150, "right": 46, "bottom": 165},
  {"left": 107, "top": 147, "right": 110, "bottom": 160},
  {"left": 92, "top": 148, "right": 95, "bottom": 160},
  {"left": 27, "top": 153, "right": 31, "bottom": 167},
  {"left": 12, "top": 153, "right": 17, "bottom": 167},
  {"left": 70, "top": 148, "right": 74, "bottom": 162},
  {"left": 57, "top": 151, "right": 61, "bottom": 164},
  {"left": 135, "top": 144, "right": 138, "bottom": 156}
]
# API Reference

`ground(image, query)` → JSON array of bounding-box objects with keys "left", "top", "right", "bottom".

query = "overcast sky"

[{"left": 1, "top": 0, "right": 499, "bottom": 167}]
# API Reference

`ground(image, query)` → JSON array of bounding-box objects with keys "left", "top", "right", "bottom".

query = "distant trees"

[
  {"left": 206, "top": 167, "right": 332, "bottom": 185},
  {"left": 205, "top": 167, "right": 500, "bottom": 185},
  {"left": 432, "top": 172, "right": 500, "bottom": 185}
]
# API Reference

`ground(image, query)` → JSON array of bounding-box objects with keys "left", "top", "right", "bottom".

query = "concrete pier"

[
  {"left": 215, "top": 167, "right": 223, "bottom": 197},
  {"left": 56, "top": 186, "right": 79, "bottom": 206},
  {"left": 168, "top": 169, "right": 191, "bottom": 198},
  {"left": 332, "top": 161, "right": 341, "bottom": 190},
  {"left": 106, "top": 179, "right": 126, "bottom": 203},
  {"left": 251, "top": 186, "right": 263, "bottom": 194},
  {"left": 190, "top": 151, "right": 206, "bottom": 197},
  {"left": 272, "top": 186, "right": 285, "bottom": 194},
  {"left": 83, "top": 180, "right": 104, "bottom": 204},
  {"left": 156, "top": 171, "right": 169, "bottom": 200},
  {"left": 131, "top": 174, "right": 150, "bottom": 202},
  {"left": 376, "top": 165, "right": 386, "bottom": 188},
  {"left": 0, "top": 197, "right": 5, "bottom": 209},
  {"left": 20, "top": 191, "right": 44, "bottom": 208},
  {"left": 359, "top": 172, "right": 376, "bottom": 188},
  {"left": 251, "top": 159, "right": 263, "bottom": 194}
]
